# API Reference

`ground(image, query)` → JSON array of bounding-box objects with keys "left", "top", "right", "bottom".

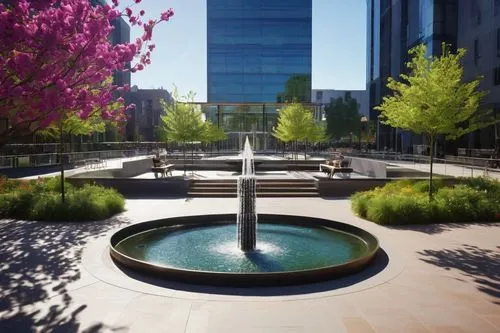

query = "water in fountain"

[{"left": 237, "top": 136, "right": 257, "bottom": 251}]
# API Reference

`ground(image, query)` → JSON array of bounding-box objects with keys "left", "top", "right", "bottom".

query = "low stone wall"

[
  {"left": 170, "top": 159, "right": 325, "bottom": 172},
  {"left": 67, "top": 177, "right": 189, "bottom": 198},
  {"left": 348, "top": 157, "right": 387, "bottom": 178},
  {"left": 121, "top": 158, "right": 154, "bottom": 178}
]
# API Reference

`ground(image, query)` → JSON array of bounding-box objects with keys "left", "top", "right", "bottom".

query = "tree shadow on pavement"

[
  {"left": 0, "top": 216, "right": 130, "bottom": 332},
  {"left": 419, "top": 244, "right": 500, "bottom": 304}
]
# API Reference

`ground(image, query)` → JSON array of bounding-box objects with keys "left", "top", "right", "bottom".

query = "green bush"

[
  {"left": 0, "top": 177, "right": 125, "bottom": 221},
  {"left": 351, "top": 178, "right": 500, "bottom": 225}
]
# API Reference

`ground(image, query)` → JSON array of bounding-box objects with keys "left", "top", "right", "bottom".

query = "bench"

[
  {"left": 152, "top": 164, "right": 175, "bottom": 178},
  {"left": 320, "top": 159, "right": 354, "bottom": 178}
]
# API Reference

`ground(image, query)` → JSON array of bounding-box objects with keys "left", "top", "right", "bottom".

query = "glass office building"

[
  {"left": 193, "top": 102, "right": 321, "bottom": 151},
  {"left": 366, "top": 0, "right": 458, "bottom": 152},
  {"left": 207, "top": 0, "right": 312, "bottom": 103}
]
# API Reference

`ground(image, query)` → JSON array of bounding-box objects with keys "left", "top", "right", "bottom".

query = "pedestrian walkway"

[{"left": 389, "top": 160, "right": 500, "bottom": 179}]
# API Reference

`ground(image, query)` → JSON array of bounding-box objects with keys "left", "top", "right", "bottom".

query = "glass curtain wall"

[
  {"left": 199, "top": 103, "right": 320, "bottom": 151},
  {"left": 207, "top": 0, "right": 312, "bottom": 103}
]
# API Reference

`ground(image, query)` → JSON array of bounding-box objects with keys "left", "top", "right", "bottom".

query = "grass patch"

[
  {"left": 351, "top": 177, "right": 500, "bottom": 225},
  {"left": 0, "top": 176, "right": 125, "bottom": 221}
]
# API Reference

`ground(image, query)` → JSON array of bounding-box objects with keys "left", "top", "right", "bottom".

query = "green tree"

[
  {"left": 277, "top": 74, "right": 312, "bottom": 103},
  {"left": 304, "top": 121, "right": 328, "bottom": 159},
  {"left": 273, "top": 102, "right": 317, "bottom": 160},
  {"left": 376, "top": 43, "right": 497, "bottom": 199},
  {"left": 159, "top": 89, "right": 205, "bottom": 175},
  {"left": 201, "top": 121, "right": 227, "bottom": 150},
  {"left": 40, "top": 103, "right": 120, "bottom": 202},
  {"left": 324, "top": 92, "right": 361, "bottom": 141}
]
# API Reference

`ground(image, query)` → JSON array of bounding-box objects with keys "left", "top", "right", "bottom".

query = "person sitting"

[
  {"left": 330, "top": 154, "right": 343, "bottom": 168},
  {"left": 152, "top": 153, "right": 167, "bottom": 178},
  {"left": 152, "top": 153, "right": 165, "bottom": 167},
  {"left": 340, "top": 155, "right": 350, "bottom": 168}
]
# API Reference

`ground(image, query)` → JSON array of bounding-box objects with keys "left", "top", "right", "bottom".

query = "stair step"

[
  {"left": 191, "top": 179, "right": 315, "bottom": 184},
  {"left": 191, "top": 181, "right": 315, "bottom": 187},
  {"left": 187, "top": 192, "right": 318, "bottom": 198},
  {"left": 189, "top": 188, "right": 317, "bottom": 193}
]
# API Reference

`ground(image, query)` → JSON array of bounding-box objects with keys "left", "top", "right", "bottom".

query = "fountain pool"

[{"left": 110, "top": 138, "right": 379, "bottom": 286}]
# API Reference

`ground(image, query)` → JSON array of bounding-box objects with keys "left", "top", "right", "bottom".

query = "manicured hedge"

[
  {"left": 351, "top": 177, "right": 500, "bottom": 225},
  {"left": 0, "top": 176, "right": 125, "bottom": 221}
]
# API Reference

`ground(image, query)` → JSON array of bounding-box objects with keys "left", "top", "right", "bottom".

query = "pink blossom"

[
  {"left": 160, "top": 9, "right": 174, "bottom": 21},
  {"left": 0, "top": 0, "right": 174, "bottom": 140}
]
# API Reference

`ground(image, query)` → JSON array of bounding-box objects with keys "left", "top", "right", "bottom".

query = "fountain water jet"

[
  {"left": 237, "top": 137, "right": 257, "bottom": 251},
  {"left": 109, "top": 138, "right": 380, "bottom": 286}
]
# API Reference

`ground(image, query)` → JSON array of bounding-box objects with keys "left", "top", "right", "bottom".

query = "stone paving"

[
  {"left": 390, "top": 161, "right": 500, "bottom": 180},
  {"left": 0, "top": 197, "right": 499, "bottom": 332}
]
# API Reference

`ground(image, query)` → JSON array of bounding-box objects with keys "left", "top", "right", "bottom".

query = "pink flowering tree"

[{"left": 0, "top": 0, "right": 174, "bottom": 146}]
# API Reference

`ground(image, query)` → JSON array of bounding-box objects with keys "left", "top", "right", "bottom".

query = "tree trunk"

[
  {"left": 304, "top": 140, "right": 307, "bottom": 161},
  {"left": 183, "top": 141, "right": 186, "bottom": 176},
  {"left": 428, "top": 135, "right": 435, "bottom": 201},
  {"left": 59, "top": 124, "right": 65, "bottom": 203},
  {"left": 191, "top": 144, "right": 194, "bottom": 176}
]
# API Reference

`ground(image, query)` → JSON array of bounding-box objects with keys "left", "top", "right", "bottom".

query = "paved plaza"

[{"left": 0, "top": 197, "right": 498, "bottom": 332}]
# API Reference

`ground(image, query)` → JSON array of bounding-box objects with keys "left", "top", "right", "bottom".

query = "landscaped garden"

[
  {"left": 351, "top": 177, "right": 500, "bottom": 225},
  {"left": 0, "top": 176, "right": 125, "bottom": 221}
]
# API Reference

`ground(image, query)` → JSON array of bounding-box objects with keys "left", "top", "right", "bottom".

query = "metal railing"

[{"left": 0, "top": 149, "right": 150, "bottom": 169}]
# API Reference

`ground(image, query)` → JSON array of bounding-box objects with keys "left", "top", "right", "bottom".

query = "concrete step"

[
  {"left": 191, "top": 179, "right": 315, "bottom": 184},
  {"left": 190, "top": 186, "right": 317, "bottom": 193},
  {"left": 190, "top": 183, "right": 316, "bottom": 189},
  {"left": 187, "top": 191, "right": 319, "bottom": 198}
]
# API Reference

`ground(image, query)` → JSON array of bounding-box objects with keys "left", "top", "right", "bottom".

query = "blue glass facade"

[
  {"left": 366, "top": 0, "right": 458, "bottom": 152},
  {"left": 207, "top": 0, "right": 312, "bottom": 103}
]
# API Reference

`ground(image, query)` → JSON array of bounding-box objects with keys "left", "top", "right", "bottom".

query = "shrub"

[
  {"left": 0, "top": 177, "right": 125, "bottom": 221},
  {"left": 365, "top": 194, "right": 431, "bottom": 225},
  {"left": 350, "top": 192, "right": 373, "bottom": 218},
  {"left": 351, "top": 177, "right": 500, "bottom": 225}
]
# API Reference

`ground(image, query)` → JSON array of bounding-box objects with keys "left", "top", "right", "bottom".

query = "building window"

[
  {"left": 470, "top": 0, "right": 481, "bottom": 25},
  {"left": 316, "top": 91, "right": 323, "bottom": 102},
  {"left": 474, "top": 39, "right": 480, "bottom": 66},
  {"left": 497, "top": 28, "right": 500, "bottom": 57},
  {"left": 494, "top": 67, "right": 500, "bottom": 86}
]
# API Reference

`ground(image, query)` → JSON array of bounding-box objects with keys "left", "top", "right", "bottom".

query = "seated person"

[
  {"left": 331, "top": 155, "right": 344, "bottom": 168},
  {"left": 152, "top": 153, "right": 165, "bottom": 167},
  {"left": 340, "top": 159, "right": 350, "bottom": 168}
]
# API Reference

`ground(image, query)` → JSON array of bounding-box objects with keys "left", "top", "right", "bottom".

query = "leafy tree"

[
  {"left": 39, "top": 97, "right": 123, "bottom": 202},
  {"left": 273, "top": 102, "right": 318, "bottom": 160},
  {"left": 277, "top": 74, "right": 311, "bottom": 103},
  {"left": 324, "top": 92, "right": 361, "bottom": 140},
  {"left": 376, "top": 43, "right": 498, "bottom": 199},
  {"left": 304, "top": 121, "right": 328, "bottom": 159},
  {"left": 159, "top": 89, "right": 205, "bottom": 175},
  {"left": 0, "top": 0, "right": 173, "bottom": 146},
  {"left": 201, "top": 121, "right": 227, "bottom": 151}
]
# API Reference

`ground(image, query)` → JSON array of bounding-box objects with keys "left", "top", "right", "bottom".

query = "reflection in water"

[{"left": 115, "top": 223, "right": 368, "bottom": 273}]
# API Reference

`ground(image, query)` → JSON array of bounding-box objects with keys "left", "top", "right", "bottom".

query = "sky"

[{"left": 127, "top": 0, "right": 367, "bottom": 102}]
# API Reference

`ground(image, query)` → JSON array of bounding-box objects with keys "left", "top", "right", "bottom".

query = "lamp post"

[{"left": 359, "top": 116, "right": 368, "bottom": 150}]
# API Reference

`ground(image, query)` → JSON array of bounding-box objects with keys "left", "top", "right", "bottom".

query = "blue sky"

[{"left": 128, "top": 0, "right": 367, "bottom": 101}]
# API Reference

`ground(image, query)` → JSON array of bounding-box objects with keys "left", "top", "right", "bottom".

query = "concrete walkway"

[
  {"left": 0, "top": 198, "right": 498, "bottom": 332},
  {"left": 389, "top": 160, "right": 500, "bottom": 180}
]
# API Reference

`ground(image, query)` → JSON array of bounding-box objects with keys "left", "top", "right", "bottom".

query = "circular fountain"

[{"left": 110, "top": 138, "right": 379, "bottom": 286}]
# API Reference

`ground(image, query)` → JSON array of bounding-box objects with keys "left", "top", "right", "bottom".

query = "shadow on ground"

[
  {"left": 0, "top": 216, "right": 130, "bottom": 332},
  {"left": 115, "top": 248, "right": 389, "bottom": 296},
  {"left": 419, "top": 244, "right": 500, "bottom": 304},
  {"left": 388, "top": 222, "right": 500, "bottom": 235}
]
